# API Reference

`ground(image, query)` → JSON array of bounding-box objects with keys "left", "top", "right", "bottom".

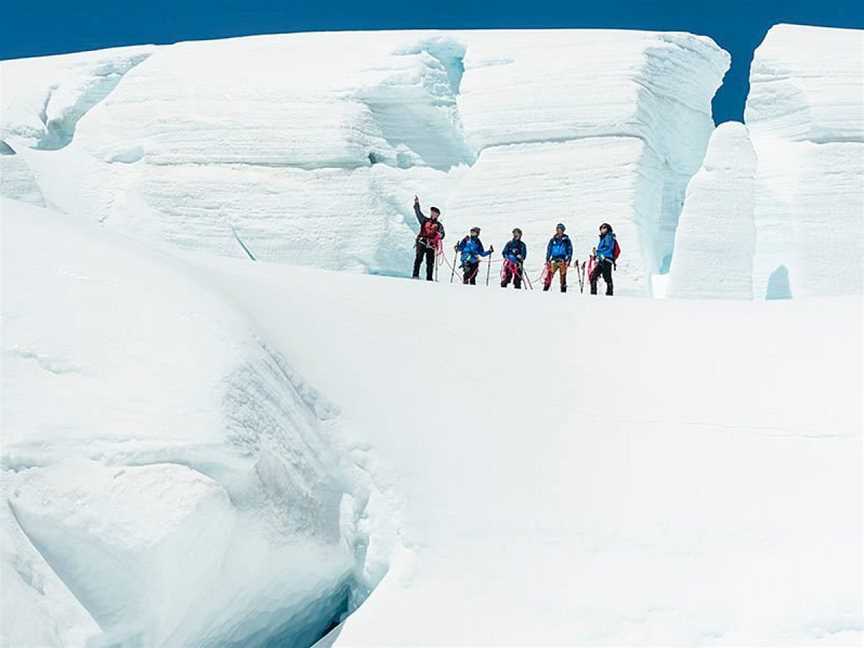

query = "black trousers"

[
  {"left": 589, "top": 259, "right": 614, "bottom": 295},
  {"left": 463, "top": 261, "right": 480, "bottom": 285},
  {"left": 413, "top": 244, "right": 435, "bottom": 281}
]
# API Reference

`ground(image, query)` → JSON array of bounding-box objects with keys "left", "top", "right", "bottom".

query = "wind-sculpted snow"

[
  {"left": 0, "top": 198, "right": 388, "bottom": 647},
  {"left": 669, "top": 24, "right": 863, "bottom": 299},
  {"left": 668, "top": 122, "right": 756, "bottom": 298},
  {"left": 0, "top": 45, "right": 155, "bottom": 150},
  {"left": 208, "top": 261, "right": 862, "bottom": 646},
  {"left": 0, "top": 30, "right": 728, "bottom": 289},
  {"left": 446, "top": 31, "right": 728, "bottom": 293},
  {"left": 745, "top": 25, "right": 863, "bottom": 145},
  {"left": 746, "top": 24, "right": 863, "bottom": 298}
]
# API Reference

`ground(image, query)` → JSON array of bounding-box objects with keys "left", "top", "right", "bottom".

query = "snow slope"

[
  {"left": 209, "top": 253, "right": 862, "bottom": 646},
  {"left": 2, "top": 191, "right": 861, "bottom": 646},
  {"left": 0, "top": 198, "right": 387, "bottom": 647},
  {"left": 0, "top": 30, "right": 728, "bottom": 293},
  {"left": 670, "top": 25, "right": 863, "bottom": 299}
]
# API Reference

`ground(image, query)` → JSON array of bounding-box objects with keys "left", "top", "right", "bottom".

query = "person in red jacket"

[{"left": 412, "top": 195, "right": 445, "bottom": 281}]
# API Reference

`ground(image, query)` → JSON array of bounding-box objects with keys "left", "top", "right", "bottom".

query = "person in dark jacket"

[
  {"left": 501, "top": 228, "right": 527, "bottom": 289},
  {"left": 412, "top": 195, "right": 445, "bottom": 281},
  {"left": 543, "top": 223, "right": 572, "bottom": 292},
  {"left": 456, "top": 227, "right": 493, "bottom": 285},
  {"left": 589, "top": 222, "right": 616, "bottom": 296}
]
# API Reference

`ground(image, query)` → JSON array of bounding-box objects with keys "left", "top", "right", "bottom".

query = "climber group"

[{"left": 411, "top": 196, "right": 619, "bottom": 295}]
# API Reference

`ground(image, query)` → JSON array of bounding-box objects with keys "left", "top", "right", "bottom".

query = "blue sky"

[{"left": 2, "top": 0, "right": 861, "bottom": 123}]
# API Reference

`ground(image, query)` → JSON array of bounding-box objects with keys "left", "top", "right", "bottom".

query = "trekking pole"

[
  {"left": 485, "top": 255, "right": 492, "bottom": 286},
  {"left": 450, "top": 250, "right": 458, "bottom": 283},
  {"left": 521, "top": 263, "right": 533, "bottom": 290}
]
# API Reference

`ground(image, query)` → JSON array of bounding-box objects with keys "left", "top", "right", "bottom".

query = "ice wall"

[
  {"left": 671, "top": 24, "right": 863, "bottom": 299},
  {"left": 0, "top": 198, "right": 386, "bottom": 647},
  {"left": 447, "top": 31, "right": 728, "bottom": 293},
  {"left": 667, "top": 122, "right": 756, "bottom": 298},
  {"left": 746, "top": 24, "right": 864, "bottom": 299},
  {"left": 0, "top": 45, "right": 155, "bottom": 150},
  {"left": 0, "top": 31, "right": 728, "bottom": 288}
]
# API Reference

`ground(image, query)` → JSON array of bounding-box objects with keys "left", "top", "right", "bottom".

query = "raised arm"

[{"left": 413, "top": 196, "right": 426, "bottom": 225}]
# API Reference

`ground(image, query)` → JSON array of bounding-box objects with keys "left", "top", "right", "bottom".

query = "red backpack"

[{"left": 612, "top": 239, "right": 621, "bottom": 268}]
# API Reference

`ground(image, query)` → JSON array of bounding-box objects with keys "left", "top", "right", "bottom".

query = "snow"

[
  {"left": 210, "top": 261, "right": 862, "bottom": 647},
  {"left": 668, "top": 24, "right": 863, "bottom": 299},
  {"left": 0, "top": 30, "right": 728, "bottom": 291},
  {"left": 1, "top": 21, "right": 862, "bottom": 648},
  {"left": 4, "top": 195, "right": 860, "bottom": 646},
  {"left": 746, "top": 24, "right": 863, "bottom": 298},
  {"left": 0, "top": 149, "right": 44, "bottom": 206},
  {"left": 447, "top": 31, "right": 728, "bottom": 292},
  {"left": 1, "top": 198, "right": 383, "bottom": 647},
  {"left": 0, "top": 45, "right": 155, "bottom": 150},
  {"left": 668, "top": 122, "right": 756, "bottom": 298}
]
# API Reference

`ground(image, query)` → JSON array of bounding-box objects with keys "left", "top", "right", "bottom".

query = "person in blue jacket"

[
  {"left": 501, "top": 228, "right": 527, "bottom": 289},
  {"left": 589, "top": 222, "right": 616, "bottom": 296},
  {"left": 543, "top": 223, "right": 573, "bottom": 292},
  {"left": 456, "top": 227, "right": 493, "bottom": 285}
]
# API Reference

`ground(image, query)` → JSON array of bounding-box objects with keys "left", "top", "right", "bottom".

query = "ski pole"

[
  {"left": 485, "top": 254, "right": 492, "bottom": 286},
  {"left": 450, "top": 250, "right": 458, "bottom": 283}
]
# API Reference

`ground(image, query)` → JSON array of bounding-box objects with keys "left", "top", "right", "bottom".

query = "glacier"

[
  {"left": 1, "top": 198, "right": 391, "bottom": 646},
  {"left": 669, "top": 24, "right": 864, "bottom": 299},
  {"left": 1, "top": 22, "right": 863, "bottom": 648},
  {"left": 3, "top": 196, "right": 860, "bottom": 647},
  {"left": 1, "top": 30, "right": 729, "bottom": 294}
]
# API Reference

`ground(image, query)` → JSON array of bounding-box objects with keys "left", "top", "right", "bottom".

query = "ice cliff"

[
  {"left": 1, "top": 30, "right": 729, "bottom": 295},
  {"left": 670, "top": 24, "right": 863, "bottom": 299}
]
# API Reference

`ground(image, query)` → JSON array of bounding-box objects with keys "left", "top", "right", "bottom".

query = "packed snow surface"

[
  {"left": 3, "top": 195, "right": 860, "bottom": 645},
  {"left": 0, "top": 29, "right": 729, "bottom": 295}
]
